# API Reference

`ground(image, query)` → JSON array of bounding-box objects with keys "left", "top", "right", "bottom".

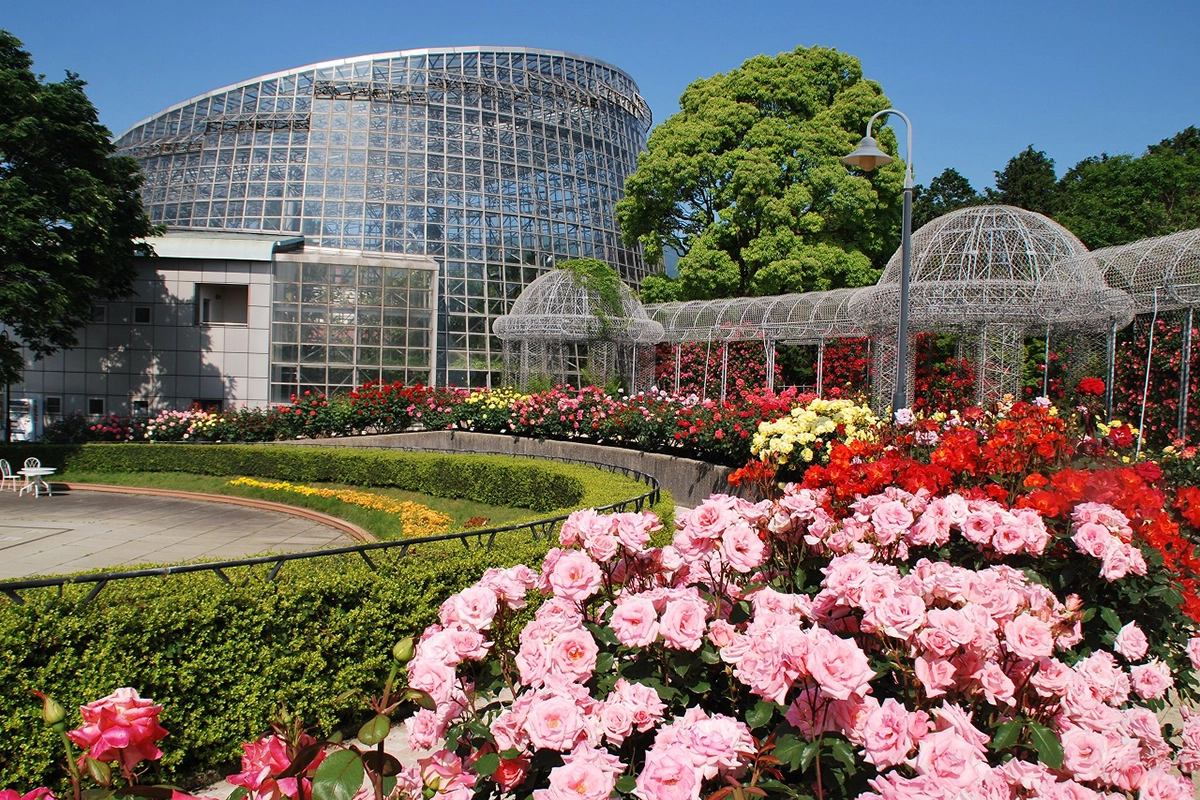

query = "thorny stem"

[{"left": 58, "top": 730, "right": 82, "bottom": 800}]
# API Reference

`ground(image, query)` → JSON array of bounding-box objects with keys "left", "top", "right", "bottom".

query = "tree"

[
  {"left": 989, "top": 145, "right": 1057, "bottom": 215},
  {"left": 912, "top": 167, "right": 982, "bottom": 228},
  {"left": 0, "top": 30, "right": 157, "bottom": 384},
  {"left": 1054, "top": 127, "right": 1200, "bottom": 248},
  {"left": 616, "top": 46, "right": 902, "bottom": 301}
]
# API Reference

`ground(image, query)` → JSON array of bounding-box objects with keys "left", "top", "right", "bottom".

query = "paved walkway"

[{"left": 0, "top": 485, "right": 355, "bottom": 579}]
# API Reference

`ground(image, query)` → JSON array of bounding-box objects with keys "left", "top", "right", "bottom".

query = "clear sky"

[{"left": 5, "top": 0, "right": 1198, "bottom": 191}]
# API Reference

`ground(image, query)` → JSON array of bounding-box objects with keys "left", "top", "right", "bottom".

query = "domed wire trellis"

[
  {"left": 1057, "top": 228, "right": 1200, "bottom": 439},
  {"left": 848, "top": 205, "right": 1133, "bottom": 408},
  {"left": 646, "top": 288, "right": 868, "bottom": 398},
  {"left": 493, "top": 269, "right": 664, "bottom": 391}
]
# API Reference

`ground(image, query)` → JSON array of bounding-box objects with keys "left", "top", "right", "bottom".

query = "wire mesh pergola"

[
  {"left": 848, "top": 205, "right": 1133, "bottom": 409},
  {"left": 494, "top": 269, "right": 664, "bottom": 391},
  {"left": 1057, "top": 228, "right": 1200, "bottom": 435},
  {"left": 646, "top": 288, "right": 868, "bottom": 399}
]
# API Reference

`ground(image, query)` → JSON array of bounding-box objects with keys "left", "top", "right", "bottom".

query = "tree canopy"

[
  {"left": 617, "top": 46, "right": 903, "bottom": 301},
  {"left": 1054, "top": 127, "right": 1200, "bottom": 248},
  {"left": 989, "top": 145, "right": 1057, "bottom": 216},
  {"left": 0, "top": 30, "right": 157, "bottom": 384},
  {"left": 912, "top": 167, "right": 983, "bottom": 229}
]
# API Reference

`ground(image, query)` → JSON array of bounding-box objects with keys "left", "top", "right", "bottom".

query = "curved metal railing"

[{"left": 0, "top": 454, "right": 662, "bottom": 606}]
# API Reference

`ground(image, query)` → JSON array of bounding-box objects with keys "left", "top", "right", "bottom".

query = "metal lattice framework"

[
  {"left": 849, "top": 205, "right": 1134, "bottom": 408},
  {"left": 493, "top": 269, "right": 664, "bottom": 390},
  {"left": 1057, "top": 228, "right": 1200, "bottom": 429}
]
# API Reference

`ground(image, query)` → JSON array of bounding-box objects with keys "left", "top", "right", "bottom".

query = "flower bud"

[
  {"left": 393, "top": 637, "right": 415, "bottom": 664},
  {"left": 33, "top": 691, "right": 67, "bottom": 729}
]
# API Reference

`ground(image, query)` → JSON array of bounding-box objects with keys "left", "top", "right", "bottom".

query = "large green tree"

[
  {"left": 0, "top": 30, "right": 157, "bottom": 384},
  {"left": 617, "top": 46, "right": 903, "bottom": 301},
  {"left": 1055, "top": 127, "right": 1200, "bottom": 248},
  {"left": 912, "top": 167, "right": 982, "bottom": 229},
  {"left": 989, "top": 145, "right": 1058, "bottom": 215}
]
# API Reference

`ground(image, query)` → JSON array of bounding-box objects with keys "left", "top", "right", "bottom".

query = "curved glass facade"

[{"left": 114, "top": 47, "right": 651, "bottom": 388}]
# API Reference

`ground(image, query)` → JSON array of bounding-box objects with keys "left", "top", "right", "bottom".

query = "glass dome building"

[{"left": 113, "top": 47, "right": 652, "bottom": 395}]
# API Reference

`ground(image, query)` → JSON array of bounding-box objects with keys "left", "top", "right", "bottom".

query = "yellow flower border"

[{"left": 228, "top": 477, "right": 451, "bottom": 536}]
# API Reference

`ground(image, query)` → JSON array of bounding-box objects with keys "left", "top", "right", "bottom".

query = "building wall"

[
  {"left": 11, "top": 246, "right": 441, "bottom": 422},
  {"left": 113, "top": 46, "right": 651, "bottom": 388}
]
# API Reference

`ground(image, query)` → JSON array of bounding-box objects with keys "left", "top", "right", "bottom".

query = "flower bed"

[{"left": 13, "top": 397, "right": 1200, "bottom": 800}]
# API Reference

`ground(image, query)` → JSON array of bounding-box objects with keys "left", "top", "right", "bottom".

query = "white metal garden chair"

[{"left": 0, "top": 459, "right": 17, "bottom": 492}]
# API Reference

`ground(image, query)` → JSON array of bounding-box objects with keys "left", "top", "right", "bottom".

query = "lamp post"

[
  {"left": 842, "top": 109, "right": 914, "bottom": 417},
  {"left": 1, "top": 329, "right": 10, "bottom": 444}
]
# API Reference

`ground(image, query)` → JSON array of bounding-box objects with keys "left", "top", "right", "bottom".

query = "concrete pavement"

[{"left": 0, "top": 484, "right": 357, "bottom": 579}]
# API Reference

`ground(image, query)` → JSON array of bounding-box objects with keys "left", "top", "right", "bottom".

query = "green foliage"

[
  {"left": 0, "top": 444, "right": 585, "bottom": 513},
  {"left": 989, "top": 145, "right": 1058, "bottom": 215},
  {"left": 616, "top": 45, "right": 899, "bottom": 300},
  {"left": 1055, "top": 127, "right": 1200, "bottom": 248},
  {"left": 554, "top": 258, "right": 625, "bottom": 339},
  {"left": 636, "top": 272, "right": 682, "bottom": 304},
  {"left": 911, "top": 167, "right": 983, "bottom": 229},
  {"left": 0, "top": 538, "right": 553, "bottom": 791},
  {"left": 0, "top": 30, "right": 159, "bottom": 384}
]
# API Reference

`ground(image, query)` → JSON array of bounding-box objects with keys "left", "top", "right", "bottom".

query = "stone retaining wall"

[{"left": 279, "top": 431, "right": 733, "bottom": 508}]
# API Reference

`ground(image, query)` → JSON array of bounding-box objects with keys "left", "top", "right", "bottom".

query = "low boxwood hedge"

[
  {"left": 0, "top": 538, "right": 551, "bottom": 791},
  {"left": 0, "top": 443, "right": 586, "bottom": 513}
]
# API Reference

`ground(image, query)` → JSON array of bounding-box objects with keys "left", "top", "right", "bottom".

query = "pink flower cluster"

[
  {"left": 1071, "top": 502, "right": 1149, "bottom": 580},
  {"left": 227, "top": 733, "right": 325, "bottom": 800},
  {"left": 399, "top": 483, "right": 1200, "bottom": 800}
]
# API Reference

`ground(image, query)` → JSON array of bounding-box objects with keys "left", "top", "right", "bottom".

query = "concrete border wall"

[{"left": 281, "top": 431, "right": 733, "bottom": 508}]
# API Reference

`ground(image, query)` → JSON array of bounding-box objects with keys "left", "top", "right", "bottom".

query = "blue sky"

[{"left": 5, "top": 0, "right": 1198, "bottom": 191}]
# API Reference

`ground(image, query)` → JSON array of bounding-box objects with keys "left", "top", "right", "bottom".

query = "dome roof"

[
  {"left": 493, "top": 269, "right": 664, "bottom": 343},
  {"left": 852, "top": 205, "right": 1133, "bottom": 329}
]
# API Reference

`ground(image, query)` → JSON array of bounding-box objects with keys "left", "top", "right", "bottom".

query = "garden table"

[{"left": 18, "top": 466, "right": 56, "bottom": 498}]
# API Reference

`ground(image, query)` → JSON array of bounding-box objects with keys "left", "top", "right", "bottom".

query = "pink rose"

[
  {"left": 420, "top": 750, "right": 476, "bottom": 799},
  {"left": 1138, "top": 768, "right": 1195, "bottom": 800},
  {"left": 1113, "top": 622, "right": 1149, "bottom": 661},
  {"left": 543, "top": 550, "right": 603, "bottom": 602},
  {"left": 976, "top": 662, "right": 1015, "bottom": 707},
  {"left": 634, "top": 748, "right": 697, "bottom": 800},
  {"left": 1072, "top": 522, "right": 1113, "bottom": 559},
  {"left": 66, "top": 688, "right": 168, "bottom": 774},
  {"left": 808, "top": 632, "right": 875, "bottom": 700},
  {"left": 610, "top": 595, "right": 660, "bottom": 647},
  {"left": 404, "top": 708, "right": 446, "bottom": 750},
  {"left": 719, "top": 523, "right": 767, "bottom": 573},
  {"left": 914, "top": 655, "right": 956, "bottom": 698},
  {"left": 524, "top": 695, "right": 586, "bottom": 752},
  {"left": 914, "top": 729, "right": 988, "bottom": 791},
  {"left": 1130, "top": 660, "right": 1173, "bottom": 700},
  {"left": 548, "top": 628, "right": 599, "bottom": 683},
  {"left": 440, "top": 584, "right": 499, "bottom": 631},
  {"left": 658, "top": 593, "right": 709, "bottom": 651},
  {"left": 871, "top": 500, "right": 914, "bottom": 545},
  {"left": 1188, "top": 636, "right": 1200, "bottom": 670},
  {"left": 1004, "top": 615, "right": 1054, "bottom": 660},
  {"left": 1060, "top": 728, "right": 1108, "bottom": 782},
  {"left": 228, "top": 732, "right": 326, "bottom": 800},
  {"left": 861, "top": 698, "right": 916, "bottom": 769},
  {"left": 535, "top": 760, "right": 615, "bottom": 800}
]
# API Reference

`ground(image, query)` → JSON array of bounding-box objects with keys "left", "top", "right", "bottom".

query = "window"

[
  {"left": 91, "top": 305, "right": 107, "bottom": 324},
  {"left": 45, "top": 397, "right": 62, "bottom": 415},
  {"left": 88, "top": 398, "right": 105, "bottom": 415},
  {"left": 131, "top": 399, "right": 149, "bottom": 417},
  {"left": 195, "top": 284, "right": 249, "bottom": 325},
  {"left": 133, "top": 306, "right": 152, "bottom": 325}
]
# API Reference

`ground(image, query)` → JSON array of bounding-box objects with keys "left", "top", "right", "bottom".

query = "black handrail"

[{"left": 0, "top": 454, "right": 663, "bottom": 606}]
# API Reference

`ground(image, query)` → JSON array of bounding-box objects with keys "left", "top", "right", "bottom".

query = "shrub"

[{"left": 0, "top": 538, "right": 552, "bottom": 791}]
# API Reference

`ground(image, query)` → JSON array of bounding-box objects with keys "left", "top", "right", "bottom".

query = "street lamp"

[
  {"left": 1, "top": 329, "right": 10, "bottom": 444},
  {"left": 843, "top": 109, "right": 914, "bottom": 417}
]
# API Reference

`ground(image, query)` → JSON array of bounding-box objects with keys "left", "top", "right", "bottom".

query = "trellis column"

[
  {"left": 673, "top": 344, "right": 682, "bottom": 394},
  {"left": 1179, "top": 306, "right": 1194, "bottom": 442},
  {"left": 765, "top": 340, "right": 776, "bottom": 393},
  {"left": 974, "top": 323, "right": 1024, "bottom": 406},
  {"left": 816, "top": 341, "right": 826, "bottom": 398},
  {"left": 719, "top": 345, "right": 730, "bottom": 404}
]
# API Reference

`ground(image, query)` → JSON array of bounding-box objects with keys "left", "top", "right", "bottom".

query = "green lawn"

[{"left": 57, "top": 470, "right": 541, "bottom": 540}]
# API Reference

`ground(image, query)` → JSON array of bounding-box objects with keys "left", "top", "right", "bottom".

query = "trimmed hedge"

[
  {"left": 0, "top": 443, "right": 585, "bottom": 513},
  {"left": 0, "top": 443, "right": 674, "bottom": 789},
  {"left": 0, "top": 538, "right": 551, "bottom": 791}
]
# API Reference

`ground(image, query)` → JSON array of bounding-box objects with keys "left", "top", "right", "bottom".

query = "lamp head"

[{"left": 842, "top": 135, "right": 894, "bottom": 171}]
